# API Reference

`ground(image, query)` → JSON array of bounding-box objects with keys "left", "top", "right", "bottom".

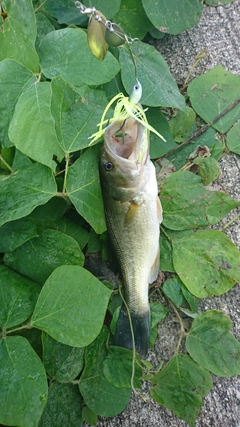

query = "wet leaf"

[
  {"left": 4, "top": 229, "right": 84, "bottom": 285},
  {"left": 0, "top": 163, "right": 57, "bottom": 227},
  {"left": 42, "top": 332, "right": 84, "bottom": 383},
  {"left": 0, "top": 0, "right": 39, "bottom": 71},
  {"left": 120, "top": 41, "right": 186, "bottom": 109},
  {"left": 0, "top": 218, "right": 38, "bottom": 252},
  {"left": 161, "top": 170, "right": 239, "bottom": 230},
  {"left": 186, "top": 311, "right": 240, "bottom": 376},
  {"left": 9, "top": 82, "right": 64, "bottom": 170},
  {"left": 32, "top": 266, "right": 112, "bottom": 347},
  {"left": 142, "top": 0, "right": 203, "bottom": 35},
  {"left": 188, "top": 65, "right": 240, "bottom": 133},
  {"left": 39, "top": 28, "right": 120, "bottom": 86},
  {"left": 172, "top": 230, "right": 240, "bottom": 298},
  {"left": 150, "top": 302, "right": 169, "bottom": 328},
  {"left": 0, "top": 265, "right": 40, "bottom": 329},
  {"left": 39, "top": 382, "right": 82, "bottom": 427},
  {"left": 67, "top": 146, "right": 106, "bottom": 234},
  {"left": 150, "top": 354, "right": 212, "bottom": 427},
  {"left": 0, "top": 336, "right": 48, "bottom": 427},
  {"left": 51, "top": 78, "right": 108, "bottom": 152},
  {"left": 0, "top": 59, "right": 36, "bottom": 147},
  {"left": 79, "top": 328, "right": 131, "bottom": 417},
  {"left": 226, "top": 121, "right": 240, "bottom": 155}
]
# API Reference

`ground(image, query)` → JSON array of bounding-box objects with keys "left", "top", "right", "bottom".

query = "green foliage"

[{"left": 0, "top": 1, "right": 240, "bottom": 427}]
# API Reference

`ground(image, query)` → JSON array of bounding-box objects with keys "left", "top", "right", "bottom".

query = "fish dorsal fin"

[{"left": 156, "top": 196, "right": 163, "bottom": 224}]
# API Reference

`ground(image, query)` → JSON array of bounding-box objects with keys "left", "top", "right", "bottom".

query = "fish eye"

[{"left": 105, "top": 161, "right": 113, "bottom": 171}]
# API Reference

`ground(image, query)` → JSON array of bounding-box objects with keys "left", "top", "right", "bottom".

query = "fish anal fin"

[
  {"left": 157, "top": 196, "right": 163, "bottom": 224},
  {"left": 125, "top": 202, "right": 142, "bottom": 225},
  {"left": 149, "top": 246, "right": 160, "bottom": 284}
]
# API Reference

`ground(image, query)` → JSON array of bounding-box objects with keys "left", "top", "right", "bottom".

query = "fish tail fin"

[{"left": 114, "top": 307, "right": 150, "bottom": 357}]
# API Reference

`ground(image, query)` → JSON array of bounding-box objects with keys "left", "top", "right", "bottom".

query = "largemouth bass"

[{"left": 99, "top": 116, "right": 162, "bottom": 357}]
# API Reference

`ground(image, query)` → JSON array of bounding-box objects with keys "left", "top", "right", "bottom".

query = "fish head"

[{"left": 99, "top": 117, "right": 150, "bottom": 201}]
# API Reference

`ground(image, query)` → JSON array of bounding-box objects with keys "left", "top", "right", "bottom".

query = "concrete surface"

[{"left": 84, "top": 2, "right": 240, "bottom": 426}]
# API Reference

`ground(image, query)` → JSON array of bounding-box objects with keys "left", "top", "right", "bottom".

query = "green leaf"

[
  {"left": 162, "top": 277, "right": 187, "bottom": 307},
  {"left": 0, "top": 162, "right": 57, "bottom": 227},
  {"left": 39, "top": 28, "right": 120, "bottom": 86},
  {"left": 84, "top": 0, "right": 121, "bottom": 19},
  {"left": 40, "top": 0, "right": 87, "bottom": 25},
  {"left": 205, "top": 0, "right": 235, "bottom": 5},
  {"left": 186, "top": 310, "right": 240, "bottom": 376},
  {"left": 103, "top": 346, "right": 142, "bottom": 388},
  {"left": 35, "top": 12, "right": 55, "bottom": 51},
  {"left": 187, "top": 65, "right": 240, "bottom": 133},
  {"left": 147, "top": 108, "right": 178, "bottom": 158},
  {"left": 4, "top": 229, "right": 84, "bottom": 285},
  {"left": 0, "top": 265, "right": 40, "bottom": 329},
  {"left": 67, "top": 146, "right": 106, "bottom": 234},
  {"left": 142, "top": 0, "right": 203, "bottom": 35},
  {"left": 39, "top": 382, "right": 82, "bottom": 427},
  {"left": 51, "top": 78, "right": 108, "bottom": 152},
  {"left": 0, "top": 0, "right": 39, "bottom": 72},
  {"left": 0, "top": 336, "right": 48, "bottom": 427},
  {"left": 150, "top": 302, "right": 168, "bottom": 328},
  {"left": 30, "top": 196, "right": 68, "bottom": 221},
  {"left": 169, "top": 107, "right": 196, "bottom": 142},
  {"left": 79, "top": 327, "right": 131, "bottom": 417},
  {"left": 42, "top": 332, "right": 84, "bottom": 383},
  {"left": 172, "top": 230, "right": 240, "bottom": 298},
  {"left": 226, "top": 121, "right": 240, "bottom": 154},
  {"left": 161, "top": 170, "right": 239, "bottom": 230},
  {"left": 82, "top": 406, "right": 98, "bottom": 426},
  {"left": 150, "top": 354, "right": 212, "bottom": 427},
  {"left": 9, "top": 82, "right": 64, "bottom": 170},
  {"left": 0, "top": 218, "right": 38, "bottom": 252},
  {"left": 119, "top": 41, "right": 186, "bottom": 109},
  {"left": 0, "top": 59, "right": 37, "bottom": 147},
  {"left": 112, "top": 0, "right": 153, "bottom": 39},
  {"left": 193, "top": 156, "right": 220, "bottom": 185},
  {"left": 36, "top": 217, "right": 90, "bottom": 250},
  {"left": 32, "top": 266, "right": 112, "bottom": 347}
]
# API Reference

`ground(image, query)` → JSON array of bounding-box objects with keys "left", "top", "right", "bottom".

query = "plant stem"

[
  {"left": 221, "top": 212, "right": 240, "bottom": 231},
  {"left": 160, "top": 225, "right": 172, "bottom": 242},
  {"left": 165, "top": 295, "right": 186, "bottom": 354},
  {"left": 5, "top": 322, "right": 33, "bottom": 335},
  {"left": 62, "top": 152, "right": 70, "bottom": 194},
  {"left": 162, "top": 97, "right": 240, "bottom": 158},
  {"left": 0, "top": 154, "right": 14, "bottom": 173}
]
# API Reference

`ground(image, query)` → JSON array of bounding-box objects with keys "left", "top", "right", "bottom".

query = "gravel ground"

[{"left": 85, "top": 2, "right": 240, "bottom": 426}]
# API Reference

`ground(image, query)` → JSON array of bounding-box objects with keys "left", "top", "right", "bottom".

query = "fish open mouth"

[{"left": 105, "top": 117, "right": 148, "bottom": 163}]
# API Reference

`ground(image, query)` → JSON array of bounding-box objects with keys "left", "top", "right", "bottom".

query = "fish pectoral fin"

[
  {"left": 156, "top": 196, "right": 163, "bottom": 224},
  {"left": 149, "top": 246, "right": 160, "bottom": 284},
  {"left": 125, "top": 202, "right": 142, "bottom": 225}
]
